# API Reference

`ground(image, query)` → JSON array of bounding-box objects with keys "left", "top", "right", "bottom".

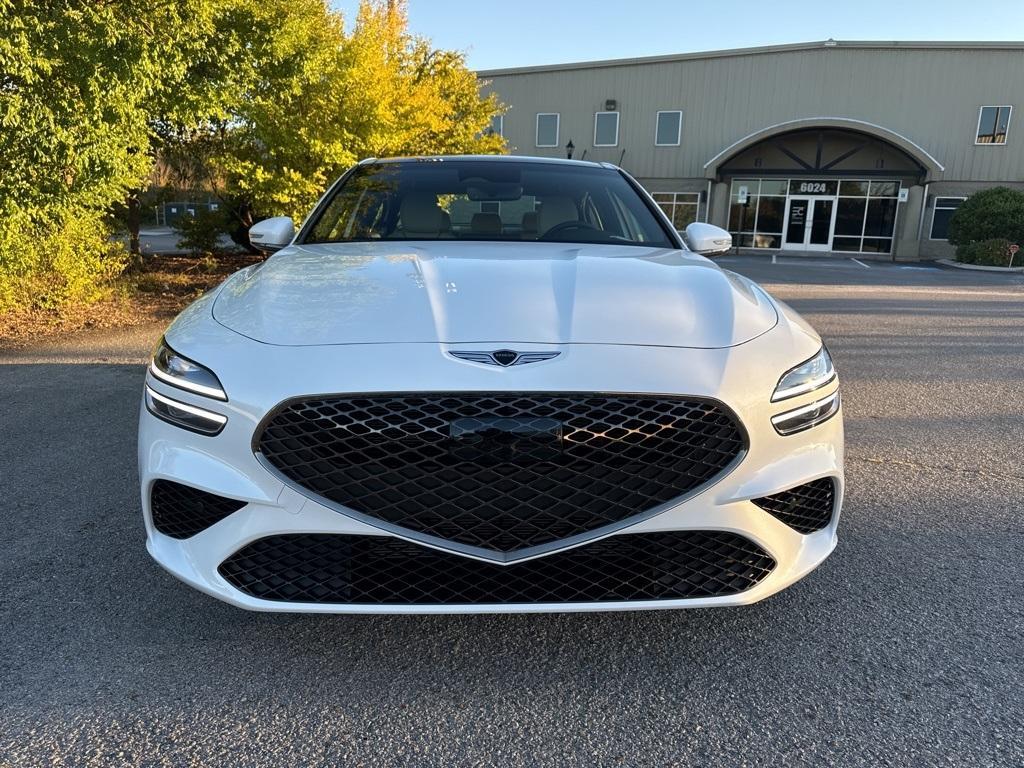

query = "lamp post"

[{"left": 566, "top": 140, "right": 575, "bottom": 160}]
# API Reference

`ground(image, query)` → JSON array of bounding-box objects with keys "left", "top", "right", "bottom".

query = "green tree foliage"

[
  {"left": 0, "top": 0, "right": 219, "bottom": 311},
  {"left": 201, "top": 0, "right": 362, "bottom": 227},
  {"left": 947, "top": 187, "right": 1024, "bottom": 258},
  {"left": 0, "top": 0, "right": 504, "bottom": 314},
  {"left": 163, "top": 0, "right": 505, "bottom": 233},
  {"left": 0, "top": 207, "right": 127, "bottom": 311}
]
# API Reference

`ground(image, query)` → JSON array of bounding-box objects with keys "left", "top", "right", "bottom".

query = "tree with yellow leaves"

[{"left": 163, "top": 0, "right": 505, "bottom": 247}]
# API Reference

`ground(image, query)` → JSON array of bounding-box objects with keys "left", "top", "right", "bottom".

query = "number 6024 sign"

[{"left": 790, "top": 180, "right": 838, "bottom": 195}]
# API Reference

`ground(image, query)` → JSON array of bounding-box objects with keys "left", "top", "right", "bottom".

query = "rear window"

[{"left": 302, "top": 159, "right": 673, "bottom": 248}]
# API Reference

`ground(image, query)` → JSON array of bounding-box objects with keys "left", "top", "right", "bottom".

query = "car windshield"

[{"left": 302, "top": 159, "right": 674, "bottom": 248}]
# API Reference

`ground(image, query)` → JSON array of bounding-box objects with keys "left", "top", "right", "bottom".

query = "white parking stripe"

[
  {"left": 763, "top": 284, "right": 1024, "bottom": 299},
  {"left": 773, "top": 258, "right": 845, "bottom": 267},
  {"left": 850, "top": 258, "right": 871, "bottom": 269}
]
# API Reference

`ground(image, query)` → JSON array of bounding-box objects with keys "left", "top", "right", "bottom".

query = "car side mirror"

[
  {"left": 681, "top": 222, "right": 732, "bottom": 256},
  {"left": 248, "top": 216, "right": 295, "bottom": 253}
]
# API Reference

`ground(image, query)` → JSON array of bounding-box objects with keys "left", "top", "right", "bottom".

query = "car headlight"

[
  {"left": 145, "top": 386, "right": 227, "bottom": 435},
  {"left": 149, "top": 338, "right": 227, "bottom": 401},
  {"left": 771, "top": 391, "right": 841, "bottom": 436},
  {"left": 771, "top": 347, "right": 836, "bottom": 402}
]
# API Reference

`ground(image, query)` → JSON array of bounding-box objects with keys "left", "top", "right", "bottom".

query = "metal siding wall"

[{"left": 481, "top": 47, "right": 1024, "bottom": 183}]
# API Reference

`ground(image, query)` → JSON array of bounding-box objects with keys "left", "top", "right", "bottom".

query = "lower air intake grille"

[
  {"left": 256, "top": 393, "right": 746, "bottom": 553},
  {"left": 752, "top": 478, "right": 836, "bottom": 534},
  {"left": 218, "top": 531, "right": 775, "bottom": 605},
  {"left": 150, "top": 480, "right": 247, "bottom": 539}
]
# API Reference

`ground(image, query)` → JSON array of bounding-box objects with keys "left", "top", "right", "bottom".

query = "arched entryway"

[{"left": 704, "top": 119, "right": 942, "bottom": 255}]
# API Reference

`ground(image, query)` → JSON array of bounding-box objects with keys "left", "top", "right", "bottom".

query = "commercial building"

[{"left": 479, "top": 41, "right": 1024, "bottom": 259}]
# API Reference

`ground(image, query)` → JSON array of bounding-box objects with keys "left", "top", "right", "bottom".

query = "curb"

[{"left": 936, "top": 259, "right": 1024, "bottom": 273}]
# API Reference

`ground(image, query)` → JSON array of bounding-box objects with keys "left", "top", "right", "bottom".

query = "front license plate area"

[{"left": 449, "top": 417, "right": 563, "bottom": 464}]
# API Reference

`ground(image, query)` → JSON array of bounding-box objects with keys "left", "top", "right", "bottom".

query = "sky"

[{"left": 331, "top": 0, "right": 1024, "bottom": 70}]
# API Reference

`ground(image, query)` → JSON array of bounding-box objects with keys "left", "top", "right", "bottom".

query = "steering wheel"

[{"left": 539, "top": 221, "right": 603, "bottom": 240}]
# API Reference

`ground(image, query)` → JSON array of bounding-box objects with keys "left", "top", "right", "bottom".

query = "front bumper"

[{"left": 138, "top": 335, "right": 843, "bottom": 614}]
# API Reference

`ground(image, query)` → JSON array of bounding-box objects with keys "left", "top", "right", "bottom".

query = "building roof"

[{"left": 477, "top": 39, "right": 1024, "bottom": 77}]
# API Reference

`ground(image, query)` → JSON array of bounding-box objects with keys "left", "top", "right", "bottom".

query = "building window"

[
  {"left": 833, "top": 180, "right": 899, "bottom": 253},
  {"left": 727, "top": 179, "right": 787, "bottom": 249},
  {"left": 976, "top": 106, "right": 1012, "bottom": 145},
  {"left": 930, "top": 197, "right": 965, "bottom": 240},
  {"left": 655, "top": 111, "right": 682, "bottom": 146},
  {"left": 535, "top": 113, "right": 559, "bottom": 147},
  {"left": 488, "top": 115, "right": 503, "bottom": 137},
  {"left": 594, "top": 111, "right": 619, "bottom": 147},
  {"left": 652, "top": 192, "right": 700, "bottom": 229}
]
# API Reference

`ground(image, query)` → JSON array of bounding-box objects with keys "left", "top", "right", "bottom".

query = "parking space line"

[
  {"left": 773, "top": 258, "right": 845, "bottom": 267},
  {"left": 850, "top": 258, "right": 871, "bottom": 269}
]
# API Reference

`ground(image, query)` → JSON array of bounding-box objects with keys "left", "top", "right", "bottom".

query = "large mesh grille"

[
  {"left": 218, "top": 531, "right": 776, "bottom": 605},
  {"left": 256, "top": 393, "right": 745, "bottom": 553}
]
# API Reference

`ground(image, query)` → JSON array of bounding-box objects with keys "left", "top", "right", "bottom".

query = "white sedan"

[{"left": 139, "top": 155, "right": 843, "bottom": 613}]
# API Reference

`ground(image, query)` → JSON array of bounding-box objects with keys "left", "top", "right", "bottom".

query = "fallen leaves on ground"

[{"left": 0, "top": 253, "right": 260, "bottom": 350}]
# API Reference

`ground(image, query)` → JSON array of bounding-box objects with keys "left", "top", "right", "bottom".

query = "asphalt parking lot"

[
  {"left": 131, "top": 227, "right": 241, "bottom": 257},
  {"left": 1, "top": 256, "right": 1022, "bottom": 767}
]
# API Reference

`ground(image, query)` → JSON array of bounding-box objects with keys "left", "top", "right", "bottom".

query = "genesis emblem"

[{"left": 449, "top": 350, "right": 561, "bottom": 367}]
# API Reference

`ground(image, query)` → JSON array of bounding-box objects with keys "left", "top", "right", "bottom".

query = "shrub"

[
  {"left": 955, "top": 238, "right": 1017, "bottom": 267},
  {"left": 947, "top": 187, "right": 1024, "bottom": 254},
  {"left": 0, "top": 205, "right": 129, "bottom": 314},
  {"left": 172, "top": 207, "right": 229, "bottom": 255}
]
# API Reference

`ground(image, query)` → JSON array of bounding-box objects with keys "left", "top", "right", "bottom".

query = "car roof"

[{"left": 362, "top": 154, "right": 615, "bottom": 170}]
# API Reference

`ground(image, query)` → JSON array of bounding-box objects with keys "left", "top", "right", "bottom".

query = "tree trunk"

[
  {"left": 126, "top": 191, "right": 144, "bottom": 270},
  {"left": 229, "top": 200, "right": 261, "bottom": 254}
]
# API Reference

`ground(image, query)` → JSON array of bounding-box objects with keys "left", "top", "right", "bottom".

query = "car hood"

[{"left": 212, "top": 241, "right": 777, "bottom": 348}]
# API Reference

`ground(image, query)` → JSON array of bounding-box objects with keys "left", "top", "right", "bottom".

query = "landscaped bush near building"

[
  {"left": 947, "top": 187, "right": 1024, "bottom": 265},
  {"left": 953, "top": 238, "right": 1017, "bottom": 267}
]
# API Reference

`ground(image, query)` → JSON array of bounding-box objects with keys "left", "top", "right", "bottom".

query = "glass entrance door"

[
  {"left": 783, "top": 197, "right": 836, "bottom": 251},
  {"left": 808, "top": 198, "right": 834, "bottom": 249},
  {"left": 784, "top": 198, "right": 809, "bottom": 247}
]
